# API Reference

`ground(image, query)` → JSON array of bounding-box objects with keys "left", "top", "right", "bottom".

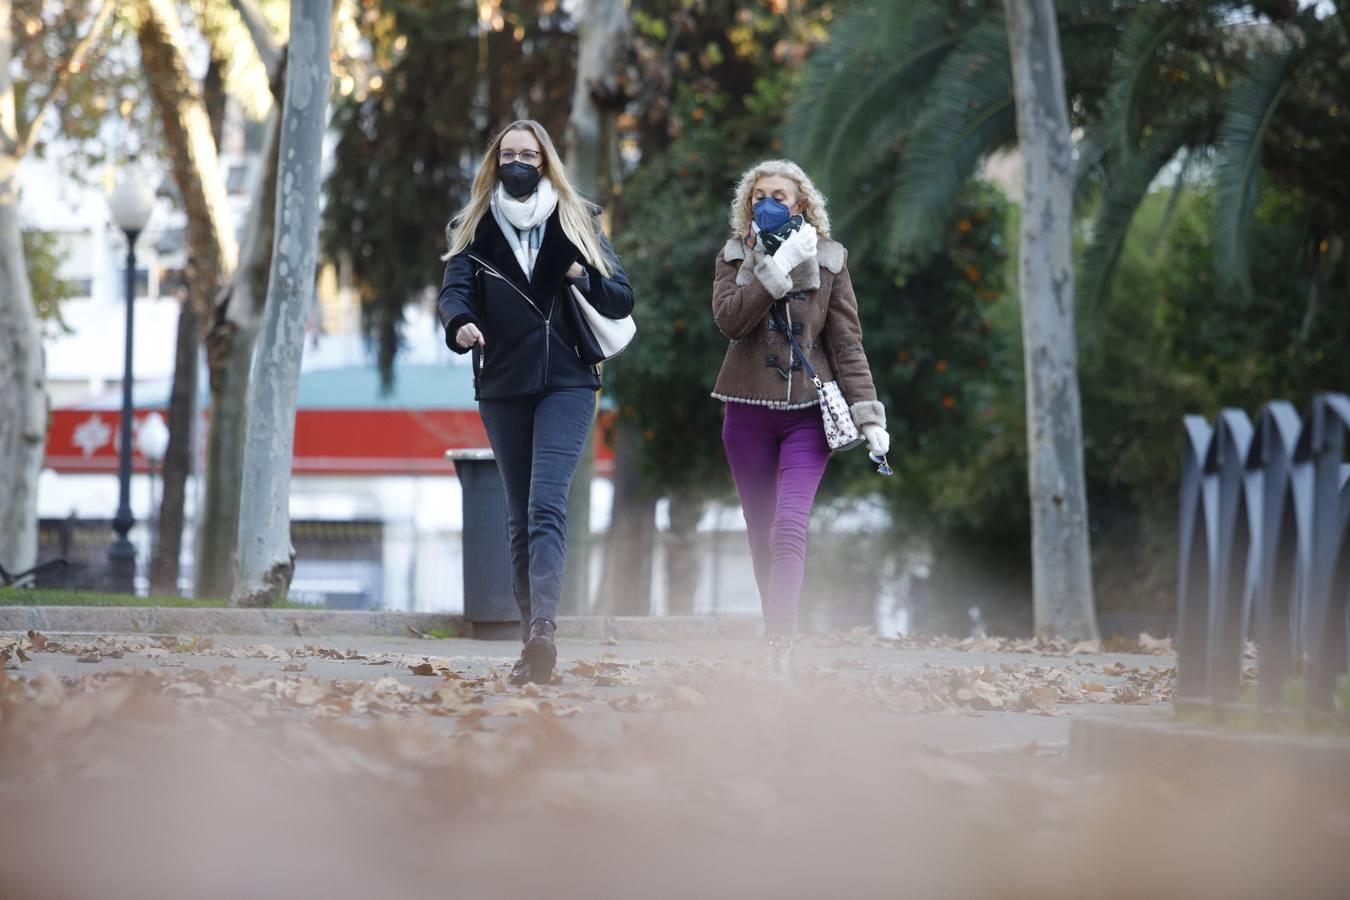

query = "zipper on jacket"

[
  {"left": 468, "top": 254, "right": 546, "bottom": 319},
  {"left": 468, "top": 253, "right": 553, "bottom": 388},
  {"left": 785, "top": 301, "right": 794, "bottom": 405}
]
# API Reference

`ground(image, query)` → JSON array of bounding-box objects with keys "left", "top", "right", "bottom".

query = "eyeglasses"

[
  {"left": 499, "top": 149, "right": 542, "bottom": 165},
  {"left": 869, "top": 452, "right": 893, "bottom": 477}
]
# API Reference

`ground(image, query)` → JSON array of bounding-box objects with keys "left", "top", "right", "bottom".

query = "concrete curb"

[
  {"left": 1069, "top": 715, "right": 1350, "bottom": 785},
  {"left": 0, "top": 607, "right": 760, "bottom": 641}
]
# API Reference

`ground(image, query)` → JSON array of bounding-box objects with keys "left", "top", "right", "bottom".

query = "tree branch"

[
  {"left": 15, "top": 0, "right": 116, "bottom": 159},
  {"left": 230, "top": 0, "right": 283, "bottom": 83}
]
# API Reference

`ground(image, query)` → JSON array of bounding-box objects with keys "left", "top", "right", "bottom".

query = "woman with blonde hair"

[
  {"left": 438, "top": 119, "right": 633, "bottom": 685},
  {"left": 711, "top": 159, "right": 889, "bottom": 680}
]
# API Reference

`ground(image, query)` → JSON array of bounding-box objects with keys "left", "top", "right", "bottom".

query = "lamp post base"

[{"left": 107, "top": 540, "right": 137, "bottom": 595}]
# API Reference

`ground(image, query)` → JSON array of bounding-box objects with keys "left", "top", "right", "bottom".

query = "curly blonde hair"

[{"left": 728, "top": 159, "right": 832, "bottom": 241}]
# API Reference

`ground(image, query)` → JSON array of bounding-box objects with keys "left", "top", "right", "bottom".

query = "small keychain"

[{"left": 869, "top": 452, "right": 892, "bottom": 477}]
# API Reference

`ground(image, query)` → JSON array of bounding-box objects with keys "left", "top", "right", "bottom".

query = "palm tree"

[{"left": 791, "top": 0, "right": 1350, "bottom": 309}]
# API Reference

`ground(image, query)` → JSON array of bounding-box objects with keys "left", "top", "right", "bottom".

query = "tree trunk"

[
  {"left": 594, "top": 421, "right": 655, "bottom": 615},
  {"left": 0, "top": 0, "right": 111, "bottom": 574},
  {"left": 203, "top": 55, "right": 227, "bottom": 148},
  {"left": 565, "top": 0, "right": 628, "bottom": 197},
  {"left": 1003, "top": 0, "right": 1098, "bottom": 640},
  {"left": 561, "top": 0, "right": 630, "bottom": 615},
  {"left": 664, "top": 491, "right": 701, "bottom": 615},
  {"left": 233, "top": 0, "right": 331, "bottom": 606},
  {"left": 138, "top": 0, "right": 241, "bottom": 600},
  {"left": 0, "top": 168, "right": 45, "bottom": 579},
  {"left": 150, "top": 299, "right": 197, "bottom": 595}
]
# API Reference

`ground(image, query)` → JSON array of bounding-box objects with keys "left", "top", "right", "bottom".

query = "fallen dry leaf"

[
  {"left": 1022, "top": 684, "right": 1059, "bottom": 713},
  {"left": 494, "top": 697, "right": 542, "bottom": 717}
]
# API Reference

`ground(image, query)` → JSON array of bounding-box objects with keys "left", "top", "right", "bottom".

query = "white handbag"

[
  {"left": 770, "top": 304, "right": 863, "bottom": 452},
  {"left": 570, "top": 285, "right": 636, "bottom": 363}
]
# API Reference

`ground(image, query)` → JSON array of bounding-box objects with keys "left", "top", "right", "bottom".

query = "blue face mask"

[{"left": 753, "top": 197, "right": 793, "bottom": 233}]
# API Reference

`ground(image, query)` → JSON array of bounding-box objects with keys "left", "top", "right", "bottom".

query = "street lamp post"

[{"left": 107, "top": 170, "right": 155, "bottom": 594}]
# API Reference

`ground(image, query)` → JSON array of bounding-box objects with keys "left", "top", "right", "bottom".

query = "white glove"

[
  {"left": 862, "top": 423, "right": 890, "bottom": 457},
  {"left": 770, "top": 222, "right": 817, "bottom": 276}
]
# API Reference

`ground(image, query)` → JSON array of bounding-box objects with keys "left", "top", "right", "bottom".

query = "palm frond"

[
  {"left": 1101, "top": 6, "right": 1183, "bottom": 158},
  {"left": 886, "top": 17, "right": 1017, "bottom": 260},
  {"left": 1214, "top": 47, "right": 1303, "bottom": 294},
  {"left": 1077, "top": 121, "right": 1191, "bottom": 315},
  {"left": 789, "top": 3, "right": 962, "bottom": 200},
  {"left": 790, "top": 3, "right": 910, "bottom": 161},
  {"left": 1149, "top": 147, "right": 1191, "bottom": 254}
]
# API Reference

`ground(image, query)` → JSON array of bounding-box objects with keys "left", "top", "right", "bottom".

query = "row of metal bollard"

[{"left": 1176, "top": 392, "right": 1350, "bottom": 716}]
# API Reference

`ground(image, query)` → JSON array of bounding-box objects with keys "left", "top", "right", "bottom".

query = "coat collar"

[
  {"left": 469, "top": 206, "right": 579, "bottom": 299},
  {"left": 722, "top": 234, "right": 847, "bottom": 275},
  {"left": 723, "top": 234, "right": 847, "bottom": 291}
]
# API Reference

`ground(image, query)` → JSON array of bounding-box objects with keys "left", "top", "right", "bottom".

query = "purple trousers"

[{"left": 722, "top": 402, "right": 832, "bottom": 632}]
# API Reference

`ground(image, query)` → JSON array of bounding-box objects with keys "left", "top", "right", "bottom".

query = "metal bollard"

[
  {"left": 1301, "top": 394, "right": 1350, "bottom": 714},
  {"left": 1176, "top": 415, "right": 1215, "bottom": 701},
  {"left": 1206, "top": 410, "right": 1254, "bottom": 705},
  {"left": 1248, "top": 401, "right": 1307, "bottom": 712},
  {"left": 446, "top": 449, "right": 520, "bottom": 640}
]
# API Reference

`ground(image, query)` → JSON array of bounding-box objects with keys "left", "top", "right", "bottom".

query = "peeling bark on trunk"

[
  {"left": 594, "top": 422, "right": 655, "bottom": 615},
  {"left": 0, "top": 0, "right": 110, "bottom": 572},
  {"left": 208, "top": 83, "right": 285, "bottom": 604},
  {"left": 138, "top": 0, "right": 241, "bottom": 599},
  {"left": 233, "top": 0, "right": 331, "bottom": 606},
  {"left": 562, "top": 0, "right": 630, "bottom": 615},
  {"left": 1003, "top": 0, "right": 1099, "bottom": 640},
  {"left": 0, "top": 191, "right": 45, "bottom": 577},
  {"left": 565, "top": 0, "right": 628, "bottom": 199}
]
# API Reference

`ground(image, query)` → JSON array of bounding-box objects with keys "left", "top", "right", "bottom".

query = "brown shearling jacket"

[{"left": 710, "top": 234, "right": 885, "bottom": 430}]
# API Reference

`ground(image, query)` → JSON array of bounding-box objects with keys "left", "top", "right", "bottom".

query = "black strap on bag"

[{"left": 768, "top": 301, "right": 825, "bottom": 390}]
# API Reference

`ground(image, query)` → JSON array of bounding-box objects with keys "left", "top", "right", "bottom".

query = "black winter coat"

[{"left": 437, "top": 208, "right": 633, "bottom": 400}]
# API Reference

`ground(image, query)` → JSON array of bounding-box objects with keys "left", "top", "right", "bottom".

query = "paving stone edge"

[
  {"left": 0, "top": 607, "right": 759, "bottom": 640},
  {"left": 1068, "top": 715, "right": 1350, "bottom": 784}
]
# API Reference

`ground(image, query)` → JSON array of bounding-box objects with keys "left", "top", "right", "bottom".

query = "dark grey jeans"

[{"left": 478, "top": 388, "right": 596, "bottom": 625}]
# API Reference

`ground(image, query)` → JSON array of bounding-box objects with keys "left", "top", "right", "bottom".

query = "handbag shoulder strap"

[{"left": 768, "top": 301, "right": 823, "bottom": 388}]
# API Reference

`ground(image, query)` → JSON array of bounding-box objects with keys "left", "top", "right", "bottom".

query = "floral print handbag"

[{"left": 770, "top": 305, "right": 864, "bottom": 453}]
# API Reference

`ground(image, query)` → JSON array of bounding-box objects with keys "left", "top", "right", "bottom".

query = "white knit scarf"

[{"left": 490, "top": 178, "right": 558, "bottom": 279}]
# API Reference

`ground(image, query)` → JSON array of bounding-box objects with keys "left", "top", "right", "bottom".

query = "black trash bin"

[{"left": 446, "top": 449, "right": 519, "bottom": 640}]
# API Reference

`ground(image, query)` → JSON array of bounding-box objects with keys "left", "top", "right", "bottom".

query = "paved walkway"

[
  {"left": 6, "top": 629, "right": 1348, "bottom": 898},
  {"left": 5, "top": 631, "right": 1175, "bottom": 752}
]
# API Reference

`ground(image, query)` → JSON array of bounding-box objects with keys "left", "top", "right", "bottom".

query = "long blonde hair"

[
  {"left": 728, "top": 159, "right": 832, "bottom": 241},
  {"left": 442, "top": 119, "right": 611, "bottom": 278}
]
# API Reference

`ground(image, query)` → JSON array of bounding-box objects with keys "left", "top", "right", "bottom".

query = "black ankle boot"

[{"left": 521, "top": 618, "right": 557, "bottom": 685}]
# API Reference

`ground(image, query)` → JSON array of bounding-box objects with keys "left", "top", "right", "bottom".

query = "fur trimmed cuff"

[
  {"left": 850, "top": 400, "right": 886, "bottom": 430},
  {"left": 752, "top": 254, "right": 793, "bottom": 299}
]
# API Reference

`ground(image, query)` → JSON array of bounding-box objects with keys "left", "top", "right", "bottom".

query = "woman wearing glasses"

[
  {"left": 711, "top": 159, "right": 889, "bottom": 680},
  {"left": 438, "top": 120, "right": 633, "bottom": 686}
]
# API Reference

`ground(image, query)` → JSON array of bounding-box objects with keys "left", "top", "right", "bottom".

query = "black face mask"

[
  {"left": 499, "top": 161, "right": 542, "bottom": 199},
  {"left": 759, "top": 214, "right": 805, "bottom": 256}
]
